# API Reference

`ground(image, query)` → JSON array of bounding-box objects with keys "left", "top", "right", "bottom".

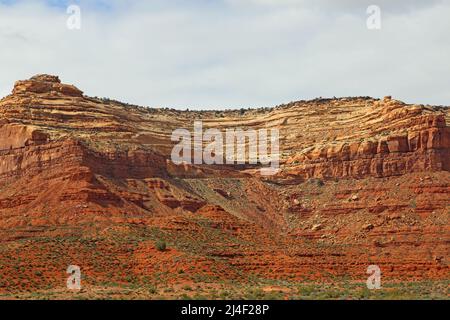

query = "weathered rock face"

[
  {"left": 12, "top": 74, "right": 83, "bottom": 97},
  {"left": 0, "top": 75, "right": 448, "bottom": 298},
  {"left": 284, "top": 114, "right": 450, "bottom": 180},
  {"left": 0, "top": 123, "right": 49, "bottom": 150}
]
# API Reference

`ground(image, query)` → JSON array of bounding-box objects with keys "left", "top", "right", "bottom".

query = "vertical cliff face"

[
  {"left": 0, "top": 75, "right": 448, "bottom": 299},
  {"left": 0, "top": 123, "right": 49, "bottom": 151},
  {"left": 283, "top": 113, "right": 450, "bottom": 180}
]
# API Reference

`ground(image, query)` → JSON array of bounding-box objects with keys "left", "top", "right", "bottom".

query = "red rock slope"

[{"left": 0, "top": 75, "right": 448, "bottom": 299}]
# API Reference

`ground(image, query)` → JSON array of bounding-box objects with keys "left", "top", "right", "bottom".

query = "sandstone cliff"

[{"left": 0, "top": 75, "right": 448, "bottom": 299}]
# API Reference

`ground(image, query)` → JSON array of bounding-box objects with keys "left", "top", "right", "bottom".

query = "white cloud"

[
  {"left": 0, "top": 0, "right": 449, "bottom": 109},
  {"left": 226, "top": 0, "right": 444, "bottom": 12}
]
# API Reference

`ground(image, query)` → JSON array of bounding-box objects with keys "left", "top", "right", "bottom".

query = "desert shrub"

[
  {"left": 148, "top": 285, "right": 158, "bottom": 294},
  {"left": 156, "top": 240, "right": 167, "bottom": 252},
  {"left": 308, "top": 178, "right": 324, "bottom": 186}
]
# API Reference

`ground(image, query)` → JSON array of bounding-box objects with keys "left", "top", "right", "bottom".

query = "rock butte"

[{"left": 0, "top": 74, "right": 448, "bottom": 299}]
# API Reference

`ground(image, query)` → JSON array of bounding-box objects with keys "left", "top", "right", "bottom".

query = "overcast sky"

[{"left": 0, "top": 0, "right": 449, "bottom": 109}]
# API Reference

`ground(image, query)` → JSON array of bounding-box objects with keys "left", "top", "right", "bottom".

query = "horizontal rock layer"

[{"left": 0, "top": 75, "right": 448, "bottom": 298}]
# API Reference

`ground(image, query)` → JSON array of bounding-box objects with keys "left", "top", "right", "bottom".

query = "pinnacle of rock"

[
  {"left": 30, "top": 74, "right": 61, "bottom": 83},
  {"left": 12, "top": 74, "right": 83, "bottom": 97}
]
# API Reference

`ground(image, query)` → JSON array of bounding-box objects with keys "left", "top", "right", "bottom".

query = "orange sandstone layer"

[{"left": 0, "top": 75, "right": 448, "bottom": 297}]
